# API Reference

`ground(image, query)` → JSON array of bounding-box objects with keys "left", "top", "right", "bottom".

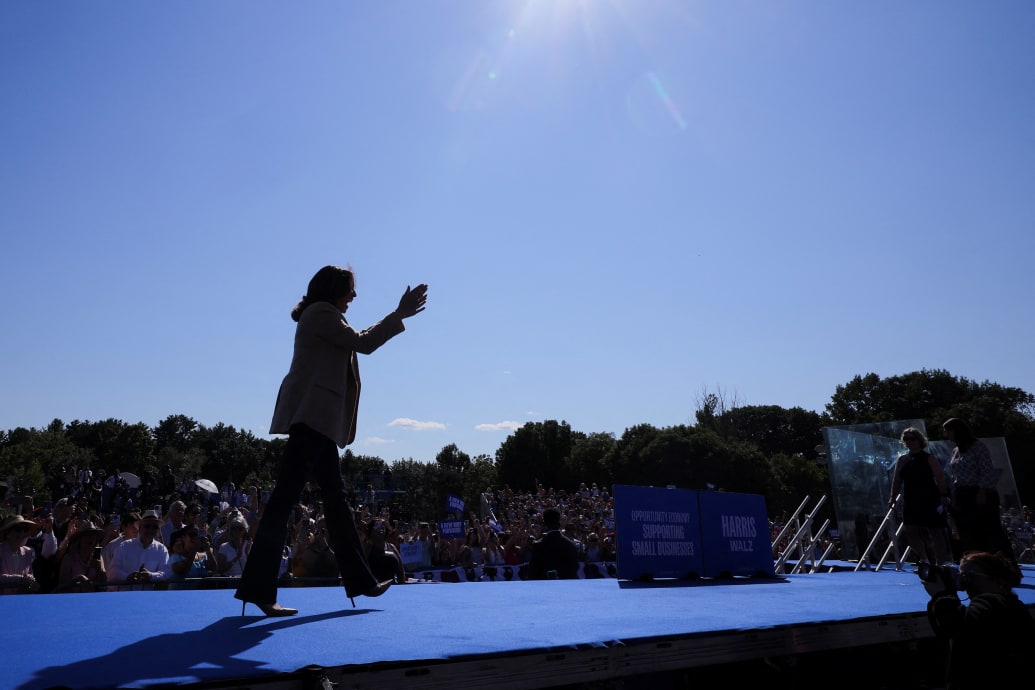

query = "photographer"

[{"left": 922, "top": 551, "right": 1035, "bottom": 689}]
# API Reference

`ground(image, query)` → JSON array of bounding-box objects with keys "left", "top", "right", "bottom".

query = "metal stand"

[
  {"left": 855, "top": 494, "right": 911, "bottom": 572},
  {"left": 772, "top": 495, "right": 830, "bottom": 574}
]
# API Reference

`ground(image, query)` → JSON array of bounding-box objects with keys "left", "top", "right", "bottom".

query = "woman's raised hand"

[{"left": 396, "top": 284, "right": 428, "bottom": 319}]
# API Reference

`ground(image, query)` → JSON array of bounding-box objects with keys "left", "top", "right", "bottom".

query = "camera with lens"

[{"left": 917, "top": 562, "right": 964, "bottom": 591}]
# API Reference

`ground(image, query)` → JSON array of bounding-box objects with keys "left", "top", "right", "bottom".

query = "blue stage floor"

[{"left": 4, "top": 566, "right": 1035, "bottom": 690}]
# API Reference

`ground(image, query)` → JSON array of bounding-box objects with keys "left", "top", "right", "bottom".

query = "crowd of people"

[
  {"left": 0, "top": 476, "right": 620, "bottom": 594},
  {"left": 3, "top": 416, "right": 1032, "bottom": 602}
]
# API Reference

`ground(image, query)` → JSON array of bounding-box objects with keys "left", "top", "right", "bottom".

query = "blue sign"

[
  {"left": 698, "top": 491, "right": 774, "bottom": 577},
  {"left": 446, "top": 494, "right": 465, "bottom": 516},
  {"left": 399, "top": 540, "right": 432, "bottom": 569},
  {"left": 614, "top": 485, "right": 703, "bottom": 580},
  {"left": 439, "top": 520, "right": 465, "bottom": 539}
]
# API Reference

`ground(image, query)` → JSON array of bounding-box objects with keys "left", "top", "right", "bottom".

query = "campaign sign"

[
  {"left": 399, "top": 540, "right": 432, "bottom": 569},
  {"left": 614, "top": 484, "right": 703, "bottom": 580},
  {"left": 697, "top": 491, "right": 775, "bottom": 578},
  {"left": 439, "top": 520, "right": 465, "bottom": 539}
]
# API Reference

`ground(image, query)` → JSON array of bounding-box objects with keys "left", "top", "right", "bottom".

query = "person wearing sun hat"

[
  {"left": 0, "top": 515, "right": 41, "bottom": 593},
  {"left": 108, "top": 509, "right": 171, "bottom": 586},
  {"left": 54, "top": 520, "right": 107, "bottom": 593}
]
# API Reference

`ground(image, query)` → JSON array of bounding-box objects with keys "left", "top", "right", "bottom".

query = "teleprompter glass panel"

[{"left": 821, "top": 420, "right": 1018, "bottom": 561}]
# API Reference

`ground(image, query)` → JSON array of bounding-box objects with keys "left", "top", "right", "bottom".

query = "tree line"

[{"left": 2, "top": 369, "right": 1032, "bottom": 524}]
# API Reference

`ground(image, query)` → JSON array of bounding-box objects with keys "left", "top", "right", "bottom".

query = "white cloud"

[
  {"left": 388, "top": 418, "right": 447, "bottom": 432},
  {"left": 475, "top": 421, "right": 522, "bottom": 432},
  {"left": 364, "top": 437, "right": 396, "bottom": 445}
]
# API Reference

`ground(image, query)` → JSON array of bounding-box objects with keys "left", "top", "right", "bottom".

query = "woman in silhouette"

[{"left": 235, "top": 265, "right": 427, "bottom": 616}]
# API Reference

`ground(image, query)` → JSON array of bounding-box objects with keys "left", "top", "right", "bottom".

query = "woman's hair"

[
  {"left": 961, "top": 550, "right": 1022, "bottom": 588},
  {"left": 942, "top": 417, "right": 977, "bottom": 451},
  {"left": 291, "top": 265, "right": 355, "bottom": 322},
  {"left": 900, "top": 427, "right": 929, "bottom": 449}
]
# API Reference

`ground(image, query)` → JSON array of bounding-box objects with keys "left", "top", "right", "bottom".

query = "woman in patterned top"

[{"left": 943, "top": 418, "right": 1013, "bottom": 560}]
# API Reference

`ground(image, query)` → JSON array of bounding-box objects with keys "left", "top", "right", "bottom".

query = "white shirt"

[
  {"left": 217, "top": 541, "right": 248, "bottom": 577},
  {"left": 109, "top": 538, "right": 171, "bottom": 582},
  {"left": 102, "top": 534, "right": 129, "bottom": 569}
]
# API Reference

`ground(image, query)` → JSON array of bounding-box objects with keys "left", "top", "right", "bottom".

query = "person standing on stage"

[
  {"left": 528, "top": 507, "right": 580, "bottom": 580},
  {"left": 942, "top": 418, "right": 1013, "bottom": 561},
  {"left": 234, "top": 265, "right": 427, "bottom": 617},
  {"left": 889, "top": 427, "right": 952, "bottom": 565}
]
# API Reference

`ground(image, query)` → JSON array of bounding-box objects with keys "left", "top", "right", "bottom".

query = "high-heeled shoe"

[
  {"left": 348, "top": 579, "right": 393, "bottom": 608},
  {"left": 241, "top": 601, "right": 298, "bottom": 617}
]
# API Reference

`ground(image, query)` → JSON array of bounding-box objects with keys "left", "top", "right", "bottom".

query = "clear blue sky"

[{"left": 2, "top": 2, "right": 1033, "bottom": 464}]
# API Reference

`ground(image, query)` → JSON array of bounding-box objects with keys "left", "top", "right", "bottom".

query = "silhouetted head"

[
  {"left": 542, "top": 507, "right": 562, "bottom": 530},
  {"left": 291, "top": 265, "right": 355, "bottom": 321}
]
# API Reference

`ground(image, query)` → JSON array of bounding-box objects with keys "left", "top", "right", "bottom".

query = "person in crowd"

[
  {"left": 234, "top": 265, "right": 427, "bottom": 617},
  {"left": 943, "top": 418, "right": 1014, "bottom": 560},
  {"left": 108, "top": 509, "right": 171, "bottom": 585},
  {"left": 54, "top": 520, "right": 106, "bottom": 593},
  {"left": 0, "top": 515, "right": 41, "bottom": 593},
  {"left": 431, "top": 533, "right": 455, "bottom": 568},
  {"left": 363, "top": 518, "right": 406, "bottom": 584},
  {"left": 889, "top": 427, "right": 953, "bottom": 565},
  {"left": 458, "top": 526, "right": 484, "bottom": 568},
  {"left": 168, "top": 526, "right": 217, "bottom": 582},
  {"left": 184, "top": 504, "right": 209, "bottom": 540},
  {"left": 160, "top": 500, "right": 187, "bottom": 546},
  {"left": 923, "top": 550, "right": 1035, "bottom": 688},
  {"left": 528, "top": 507, "right": 579, "bottom": 580},
  {"left": 24, "top": 512, "right": 59, "bottom": 590},
  {"left": 482, "top": 529, "right": 505, "bottom": 565},
  {"left": 293, "top": 517, "right": 339, "bottom": 580},
  {"left": 101, "top": 469, "right": 119, "bottom": 513},
  {"left": 415, "top": 521, "right": 433, "bottom": 545},
  {"left": 563, "top": 523, "right": 586, "bottom": 561},
  {"left": 216, "top": 514, "right": 251, "bottom": 577},
  {"left": 503, "top": 530, "right": 525, "bottom": 566},
  {"left": 584, "top": 533, "right": 605, "bottom": 562},
  {"left": 101, "top": 512, "right": 140, "bottom": 572},
  {"left": 45, "top": 506, "right": 96, "bottom": 592}
]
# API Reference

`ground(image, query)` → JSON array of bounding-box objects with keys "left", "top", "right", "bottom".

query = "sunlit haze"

[{"left": 2, "top": 2, "right": 1032, "bottom": 463}]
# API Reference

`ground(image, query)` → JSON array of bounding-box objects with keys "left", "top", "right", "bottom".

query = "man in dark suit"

[{"left": 528, "top": 507, "right": 579, "bottom": 580}]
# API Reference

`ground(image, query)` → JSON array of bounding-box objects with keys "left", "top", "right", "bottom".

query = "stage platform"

[{"left": 5, "top": 565, "right": 1035, "bottom": 690}]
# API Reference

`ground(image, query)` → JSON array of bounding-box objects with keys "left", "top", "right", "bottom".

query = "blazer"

[
  {"left": 527, "top": 530, "right": 580, "bottom": 580},
  {"left": 269, "top": 302, "right": 405, "bottom": 448}
]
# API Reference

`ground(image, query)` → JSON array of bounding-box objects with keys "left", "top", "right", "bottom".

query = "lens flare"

[{"left": 646, "top": 71, "right": 687, "bottom": 130}]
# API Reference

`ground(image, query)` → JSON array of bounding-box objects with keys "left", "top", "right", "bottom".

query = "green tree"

[
  {"left": 827, "top": 369, "right": 1035, "bottom": 502},
  {"left": 826, "top": 369, "right": 1034, "bottom": 428},
  {"left": 0, "top": 425, "right": 89, "bottom": 501},
  {"left": 343, "top": 451, "right": 390, "bottom": 492},
  {"left": 568, "top": 432, "right": 617, "bottom": 487},
  {"left": 64, "top": 418, "right": 155, "bottom": 474},
  {"left": 495, "top": 420, "right": 582, "bottom": 491},
  {"left": 193, "top": 423, "right": 270, "bottom": 488},
  {"left": 154, "top": 414, "right": 199, "bottom": 452},
  {"left": 463, "top": 454, "right": 498, "bottom": 515},
  {"left": 435, "top": 443, "right": 471, "bottom": 474},
  {"left": 713, "top": 405, "right": 828, "bottom": 459},
  {"left": 388, "top": 458, "right": 439, "bottom": 523},
  {"left": 766, "top": 452, "right": 829, "bottom": 520},
  {"left": 609, "top": 423, "right": 661, "bottom": 486}
]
